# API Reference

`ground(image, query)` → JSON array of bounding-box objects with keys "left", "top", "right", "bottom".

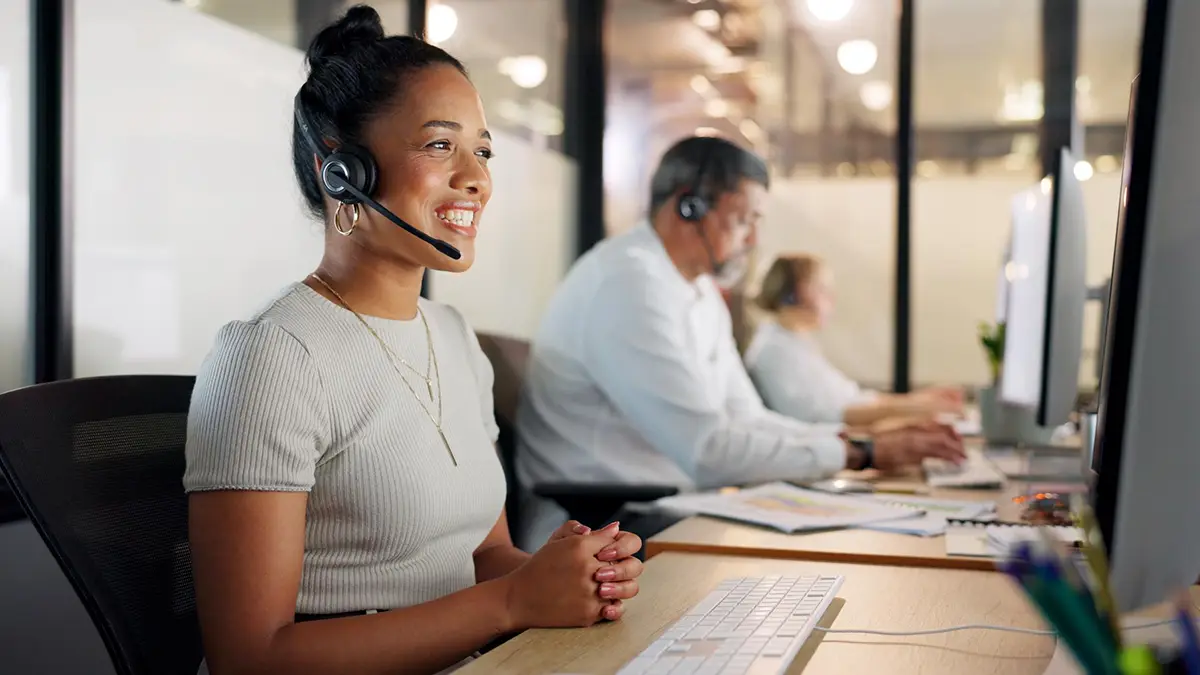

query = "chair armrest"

[
  {"left": 533, "top": 482, "right": 678, "bottom": 503},
  {"left": 532, "top": 482, "right": 679, "bottom": 530}
]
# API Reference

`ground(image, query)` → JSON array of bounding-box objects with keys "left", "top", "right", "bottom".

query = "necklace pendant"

[
  {"left": 425, "top": 378, "right": 434, "bottom": 401},
  {"left": 439, "top": 428, "right": 458, "bottom": 467}
]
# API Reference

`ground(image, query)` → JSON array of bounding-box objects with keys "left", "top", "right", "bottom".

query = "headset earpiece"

[
  {"left": 320, "top": 144, "right": 379, "bottom": 204},
  {"left": 677, "top": 192, "right": 708, "bottom": 222},
  {"left": 780, "top": 260, "right": 800, "bottom": 307}
]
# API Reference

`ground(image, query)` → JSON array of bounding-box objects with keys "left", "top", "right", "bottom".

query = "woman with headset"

[
  {"left": 745, "top": 254, "right": 963, "bottom": 428},
  {"left": 183, "top": 7, "right": 642, "bottom": 674}
]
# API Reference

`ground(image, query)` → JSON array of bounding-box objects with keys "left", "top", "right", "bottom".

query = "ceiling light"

[
  {"left": 859, "top": 80, "right": 892, "bottom": 111},
  {"left": 1074, "top": 160, "right": 1094, "bottom": 181},
  {"left": 836, "top": 40, "right": 877, "bottom": 75},
  {"left": 704, "top": 98, "right": 730, "bottom": 117},
  {"left": 692, "top": 9, "right": 721, "bottom": 31},
  {"left": 1096, "top": 154, "right": 1119, "bottom": 173},
  {"left": 806, "top": 0, "right": 853, "bottom": 21},
  {"left": 499, "top": 55, "right": 548, "bottom": 89},
  {"left": 427, "top": 3, "right": 458, "bottom": 44},
  {"left": 1041, "top": 177, "right": 1052, "bottom": 194},
  {"left": 1000, "top": 80, "right": 1043, "bottom": 121}
]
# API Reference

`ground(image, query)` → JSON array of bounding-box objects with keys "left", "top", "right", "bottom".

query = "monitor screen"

[
  {"left": 1092, "top": 75, "right": 1139, "bottom": 473},
  {"left": 999, "top": 183, "right": 1053, "bottom": 409}
]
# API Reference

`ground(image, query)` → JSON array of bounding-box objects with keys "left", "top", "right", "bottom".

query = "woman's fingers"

[
  {"left": 598, "top": 580, "right": 640, "bottom": 601},
  {"left": 594, "top": 557, "right": 644, "bottom": 583}
]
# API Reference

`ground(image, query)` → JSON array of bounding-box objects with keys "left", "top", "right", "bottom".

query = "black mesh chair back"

[{"left": 0, "top": 375, "right": 202, "bottom": 675}]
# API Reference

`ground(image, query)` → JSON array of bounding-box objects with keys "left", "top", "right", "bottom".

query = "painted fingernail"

[
  {"left": 598, "top": 548, "right": 618, "bottom": 561},
  {"left": 600, "top": 583, "right": 617, "bottom": 597},
  {"left": 573, "top": 524, "right": 591, "bottom": 534},
  {"left": 595, "top": 568, "right": 616, "bottom": 581},
  {"left": 601, "top": 521, "right": 620, "bottom": 531}
]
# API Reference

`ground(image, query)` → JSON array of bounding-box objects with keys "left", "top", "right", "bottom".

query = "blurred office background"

[{"left": 0, "top": 0, "right": 1144, "bottom": 670}]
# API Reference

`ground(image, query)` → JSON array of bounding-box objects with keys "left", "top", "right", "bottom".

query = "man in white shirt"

[{"left": 515, "top": 136, "right": 964, "bottom": 547}]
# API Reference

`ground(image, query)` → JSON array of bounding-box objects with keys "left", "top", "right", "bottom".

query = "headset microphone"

[{"left": 293, "top": 93, "right": 462, "bottom": 261}]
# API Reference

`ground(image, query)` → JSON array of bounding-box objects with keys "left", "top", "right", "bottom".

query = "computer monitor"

[
  {"left": 1091, "top": 0, "right": 1200, "bottom": 612},
  {"left": 998, "top": 147, "right": 1087, "bottom": 428}
]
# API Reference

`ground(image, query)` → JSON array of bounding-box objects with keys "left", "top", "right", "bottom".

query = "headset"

[
  {"left": 293, "top": 92, "right": 462, "bottom": 260},
  {"left": 676, "top": 143, "right": 715, "bottom": 223},
  {"left": 779, "top": 258, "right": 799, "bottom": 307}
]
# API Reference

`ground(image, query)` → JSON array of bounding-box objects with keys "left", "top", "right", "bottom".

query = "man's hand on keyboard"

[{"left": 871, "top": 419, "right": 966, "bottom": 472}]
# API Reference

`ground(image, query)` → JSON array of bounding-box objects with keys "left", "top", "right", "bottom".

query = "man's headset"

[
  {"left": 675, "top": 143, "right": 737, "bottom": 276},
  {"left": 293, "top": 92, "right": 462, "bottom": 260},
  {"left": 675, "top": 144, "right": 715, "bottom": 224}
]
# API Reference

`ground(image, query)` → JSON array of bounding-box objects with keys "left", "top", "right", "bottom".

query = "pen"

[
  {"left": 1172, "top": 594, "right": 1200, "bottom": 675},
  {"left": 1027, "top": 541, "right": 1119, "bottom": 674},
  {"left": 1073, "top": 494, "right": 1122, "bottom": 648},
  {"left": 1000, "top": 543, "right": 1105, "bottom": 674}
]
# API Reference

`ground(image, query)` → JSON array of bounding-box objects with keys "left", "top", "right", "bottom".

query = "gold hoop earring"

[{"left": 333, "top": 202, "right": 360, "bottom": 236}]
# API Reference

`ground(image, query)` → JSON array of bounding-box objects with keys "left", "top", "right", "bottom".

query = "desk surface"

[
  {"left": 459, "top": 552, "right": 1057, "bottom": 675},
  {"left": 646, "top": 470, "right": 1066, "bottom": 571}
]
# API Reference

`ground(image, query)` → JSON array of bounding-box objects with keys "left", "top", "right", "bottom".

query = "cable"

[{"left": 813, "top": 617, "right": 1175, "bottom": 638}]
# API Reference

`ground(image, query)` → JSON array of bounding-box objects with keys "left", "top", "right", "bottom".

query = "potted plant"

[{"left": 976, "top": 321, "right": 1055, "bottom": 445}]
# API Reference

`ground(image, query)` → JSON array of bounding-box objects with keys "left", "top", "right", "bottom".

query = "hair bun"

[{"left": 307, "top": 5, "right": 385, "bottom": 63}]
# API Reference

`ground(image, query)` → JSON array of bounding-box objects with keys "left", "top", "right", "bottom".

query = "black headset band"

[{"left": 294, "top": 92, "right": 330, "bottom": 160}]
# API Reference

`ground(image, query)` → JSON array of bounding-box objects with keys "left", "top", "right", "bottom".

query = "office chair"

[
  {"left": 0, "top": 375, "right": 202, "bottom": 675},
  {"left": 475, "top": 333, "right": 677, "bottom": 531}
]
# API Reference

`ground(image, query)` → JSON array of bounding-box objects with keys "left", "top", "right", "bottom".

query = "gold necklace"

[
  {"left": 310, "top": 274, "right": 434, "bottom": 398},
  {"left": 309, "top": 273, "right": 457, "bottom": 467}
]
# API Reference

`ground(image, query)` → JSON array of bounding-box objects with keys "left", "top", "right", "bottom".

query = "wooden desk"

[
  {"left": 459, "top": 552, "right": 1055, "bottom": 675},
  {"left": 646, "top": 475, "right": 1032, "bottom": 571}
]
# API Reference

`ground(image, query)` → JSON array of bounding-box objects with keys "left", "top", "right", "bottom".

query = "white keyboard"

[
  {"left": 616, "top": 574, "right": 843, "bottom": 675},
  {"left": 923, "top": 450, "right": 1006, "bottom": 488}
]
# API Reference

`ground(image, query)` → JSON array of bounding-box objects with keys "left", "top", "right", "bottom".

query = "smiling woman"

[{"left": 182, "top": 5, "right": 643, "bottom": 675}]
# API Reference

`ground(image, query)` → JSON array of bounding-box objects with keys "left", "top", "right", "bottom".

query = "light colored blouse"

[
  {"left": 744, "top": 320, "right": 877, "bottom": 424},
  {"left": 185, "top": 283, "right": 506, "bottom": 672}
]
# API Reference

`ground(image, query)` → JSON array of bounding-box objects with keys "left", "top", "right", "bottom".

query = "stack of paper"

[
  {"left": 944, "top": 519, "right": 1085, "bottom": 557},
  {"left": 859, "top": 495, "right": 997, "bottom": 536},
  {"left": 655, "top": 482, "right": 921, "bottom": 534},
  {"left": 985, "top": 524, "right": 1084, "bottom": 554}
]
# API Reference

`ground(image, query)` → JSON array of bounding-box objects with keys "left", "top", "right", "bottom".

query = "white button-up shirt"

[
  {"left": 515, "top": 223, "right": 847, "bottom": 546},
  {"left": 744, "top": 320, "right": 878, "bottom": 424}
]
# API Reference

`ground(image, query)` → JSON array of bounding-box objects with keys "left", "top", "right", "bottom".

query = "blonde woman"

[{"left": 745, "top": 254, "right": 963, "bottom": 427}]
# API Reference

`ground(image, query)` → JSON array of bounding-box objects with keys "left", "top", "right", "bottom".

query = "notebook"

[{"left": 943, "top": 518, "right": 1085, "bottom": 558}]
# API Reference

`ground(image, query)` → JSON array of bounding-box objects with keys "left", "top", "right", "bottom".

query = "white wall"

[
  {"left": 0, "top": 1, "right": 30, "bottom": 393},
  {"left": 72, "top": 0, "right": 576, "bottom": 376},
  {"left": 754, "top": 172, "right": 1123, "bottom": 389}
]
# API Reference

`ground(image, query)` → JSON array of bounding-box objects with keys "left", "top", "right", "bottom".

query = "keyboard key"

[{"left": 616, "top": 575, "right": 844, "bottom": 675}]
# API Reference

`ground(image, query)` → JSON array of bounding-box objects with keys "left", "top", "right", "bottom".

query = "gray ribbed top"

[{"left": 183, "top": 282, "right": 506, "bottom": 614}]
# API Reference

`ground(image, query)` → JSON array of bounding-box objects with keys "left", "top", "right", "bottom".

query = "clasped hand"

[{"left": 504, "top": 520, "right": 643, "bottom": 629}]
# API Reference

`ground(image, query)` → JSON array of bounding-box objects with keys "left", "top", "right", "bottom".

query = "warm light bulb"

[
  {"left": 837, "top": 40, "right": 877, "bottom": 75},
  {"left": 692, "top": 9, "right": 721, "bottom": 31},
  {"left": 500, "top": 55, "right": 548, "bottom": 89},
  {"left": 1074, "top": 160, "right": 1094, "bottom": 181},
  {"left": 859, "top": 80, "right": 892, "bottom": 111},
  {"left": 427, "top": 4, "right": 458, "bottom": 44},
  {"left": 806, "top": 0, "right": 853, "bottom": 21}
]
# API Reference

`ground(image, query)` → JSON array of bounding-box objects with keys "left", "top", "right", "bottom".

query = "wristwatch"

[{"left": 846, "top": 436, "right": 875, "bottom": 471}]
